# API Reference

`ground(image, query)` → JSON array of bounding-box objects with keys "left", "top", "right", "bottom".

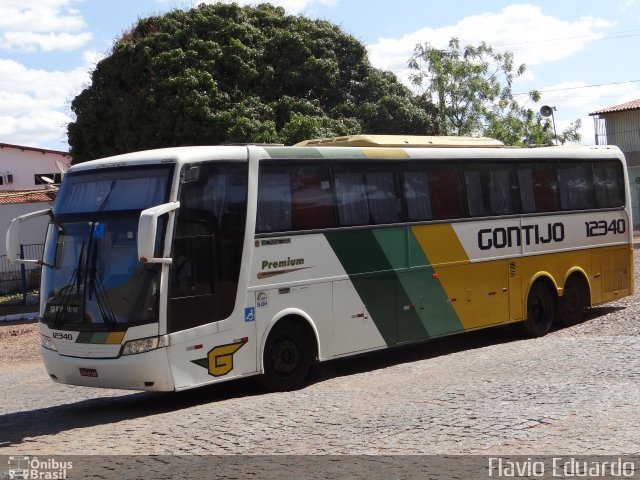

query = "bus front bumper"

[{"left": 41, "top": 347, "right": 175, "bottom": 392}]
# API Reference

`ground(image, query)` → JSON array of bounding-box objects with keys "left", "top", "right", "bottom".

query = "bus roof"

[{"left": 294, "top": 135, "right": 505, "bottom": 148}]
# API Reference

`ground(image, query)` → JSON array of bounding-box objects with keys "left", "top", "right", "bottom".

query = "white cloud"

[
  {"left": 0, "top": 111, "right": 71, "bottom": 147},
  {"left": 0, "top": 59, "right": 90, "bottom": 148},
  {"left": 1, "top": 31, "right": 93, "bottom": 52},
  {"left": 0, "top": 0, "right": 91, "bottom": 52},
  {"left": 0, "top": 0, "right": 93, "bottom": 148},
  {"left": 368, "top": 4, "right": 612, "bottom": 87}
]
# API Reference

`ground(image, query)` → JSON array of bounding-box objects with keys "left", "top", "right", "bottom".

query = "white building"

[
  {"left": 0, "top": 142, "right": 70, "bottom": 257},
  {"left": 0, "top": 142, "right": 70, "bottom": 191},
  {"left": 590, "top": 99, "right": 640, "bottom": 229}
]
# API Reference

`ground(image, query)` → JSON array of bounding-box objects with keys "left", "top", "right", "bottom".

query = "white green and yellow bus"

[{"left": 6, "top": 135, "right": 633, "bottom": 392}]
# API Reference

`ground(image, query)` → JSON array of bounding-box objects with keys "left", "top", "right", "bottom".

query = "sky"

[{"left": 1, "top": 0, "right": 639, "bottom": 152}]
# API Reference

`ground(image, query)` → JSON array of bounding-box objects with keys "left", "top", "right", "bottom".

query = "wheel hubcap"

[
  {"left": 271, "top": 338, "right": 299, "bottom": 375},
  {"left": 532, "top": 295, "right": 547, "bottom": 326}
]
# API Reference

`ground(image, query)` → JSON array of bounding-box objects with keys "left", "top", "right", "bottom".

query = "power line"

[
  {"left": 492, "top": 29, "right": 640, "bottom": 52},
  {"left": 391, "top": 29, "right": 640, "bottom": 72},
  {"left": 513, "top": 79, "right": 640, "bottom": 96}
]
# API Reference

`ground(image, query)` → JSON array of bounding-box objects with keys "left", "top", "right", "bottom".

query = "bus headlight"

[
  {"left": 41, "top": 334, "right": 57, "bottom": 352},
  {"left": 122, "top": 336, "right": 167, "bottom": 356}
]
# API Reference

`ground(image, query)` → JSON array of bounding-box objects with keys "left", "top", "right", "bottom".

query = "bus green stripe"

[
  {"left": 325, "top": 229, "right": 398, "bottom": 345},
  {"left": 325, "top": 227, "right": 464, "bottom": 344},
  {"left": 371, "top": 228, "right": 430, "bottom": 341},
  {"left": 401, "top": 232, "right": 464, "bottom": 335}
]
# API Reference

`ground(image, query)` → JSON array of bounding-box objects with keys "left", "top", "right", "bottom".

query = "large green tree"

[
  {"left": 409, "top": 37, "right": 581, "bottom": 145},
  {"left": 68, "top": 3, "right": 433, "bottom": 162}
]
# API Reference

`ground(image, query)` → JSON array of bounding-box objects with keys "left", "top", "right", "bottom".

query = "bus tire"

[
  {"left": 260, "top": 319, "right": 312, "bottom": 392},
  {"left": 558, "top": 274, "right": 588, "bottom": 327},
  {"left": 521, "top": 281, "right": 555, "bottom": 337}
]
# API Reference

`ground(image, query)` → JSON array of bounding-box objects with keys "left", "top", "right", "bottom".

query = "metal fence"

[{"left": 0, "top": 244, "right": 43, "bottom": 307}]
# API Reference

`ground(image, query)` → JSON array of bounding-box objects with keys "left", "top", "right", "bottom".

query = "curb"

[{"left": 0, "top": 311, "right": 38, "bottom": 323}]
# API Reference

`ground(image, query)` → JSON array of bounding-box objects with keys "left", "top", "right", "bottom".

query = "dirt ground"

[{"left": 0, "top": 320, "right": 40, "bottom": 367}]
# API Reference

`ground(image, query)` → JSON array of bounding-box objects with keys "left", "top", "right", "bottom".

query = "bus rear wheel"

[
  {"left": 558, "top": 275, "right": 588, "bottom": 327},
  {"left": 521, "top": 281, "right": 554, "bottom": 337},
  {"left": 260, "top": 320, "right": 312, "bottom": 392}
]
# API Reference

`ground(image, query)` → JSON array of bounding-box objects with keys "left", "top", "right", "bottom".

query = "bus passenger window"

[
  {"left": 257, "top": 172, "right": 292, "bottom": 233},
  {"left": 257, "top": 163, "right": 335, "bottom": 232},
  {"left": 428, "top": 167, "right": 465, "bottom": 219},
  {"left": 517, "top": 163, "right": 558, "bottom": 213},
  {"left": 335, "top": 171, "right": 369, "bottom": 226},
  {"left": 364, "top": 171, "right": 402, "bottom": 224},
  {"left": 593, "top": 162, "right": 624, "bottom": 208},
  {"left": 464, "top": 165, "right": 516, "bottom": 217},
  {"left": 557, "top": 163, "right": 595, "bottom": 210},
  {"left": 465, "top": 169, "right": 488, "bottom": 217},
  {"left": 334, "top": 164, "right": 402, "bottom": 226},
  {"left": 290, "top": 165, "right": 335, "bottom": 230},
  {"left": 403, "top": 170, "right": 433, "bottom": 221}
]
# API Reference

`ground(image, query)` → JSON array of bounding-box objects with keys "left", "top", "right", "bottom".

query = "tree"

[
  {"left": 68, "top": 3, "right": 432, "bottom": 162},
  {"left": 409, "top": 37, "right": 581, "bottom": 145}
]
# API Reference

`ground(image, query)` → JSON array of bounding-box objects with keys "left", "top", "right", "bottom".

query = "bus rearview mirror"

[
  {"left": 138, "top": 202, "right": 180, "bottom": 264},
  {"left": 5, "top": 209, "right": 52, "bottom": 264}
]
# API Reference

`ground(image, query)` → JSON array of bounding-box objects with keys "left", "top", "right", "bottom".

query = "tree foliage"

[
  {"left": 68, "top": 3, "right": 432, "bottom": 162},
  {"left": 409, "top": 38, "right": 581, "bottom": 145}
]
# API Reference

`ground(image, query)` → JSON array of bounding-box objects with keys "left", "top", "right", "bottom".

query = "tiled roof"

[
  {"left": 0, "top": 190, "right": 56, "bottom": 205},
  {"left": 590, "top": 99, "right": 640, "bottom": 115},
  {"left": 0, "top": 142, "right": 69, "bottom": 157}
]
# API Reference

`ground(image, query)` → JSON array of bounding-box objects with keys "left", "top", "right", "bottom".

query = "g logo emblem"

[{"left": 207, "top": 341, "right": 246, "bottom": 377}]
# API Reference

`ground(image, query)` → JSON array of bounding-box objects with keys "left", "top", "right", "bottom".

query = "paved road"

[{"left": 1, "top": 274, "right": 639, "bottom": 460}]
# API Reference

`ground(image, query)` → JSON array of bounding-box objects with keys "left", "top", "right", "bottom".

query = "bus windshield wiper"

[
  {"left": 87, "top": 232, "right": 119, "bottom": 330},
  {"left": 91, "top": 276, "right": 119, "bottom": 330},
  {"left": 53, "top": 241, "right": 85, "bottom": 328}
]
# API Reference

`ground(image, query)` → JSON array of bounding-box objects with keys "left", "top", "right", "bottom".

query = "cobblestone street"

[{"left": 1, "top": 259, "right": 639, "bottom": 456}]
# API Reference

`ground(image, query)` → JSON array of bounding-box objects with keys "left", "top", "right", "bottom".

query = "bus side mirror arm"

[
  {"left": 5, "top": 209, "right": 52, "bottom": 264},
  {"left": 138, "top": 202, "right": 180, "bottom": 264}
]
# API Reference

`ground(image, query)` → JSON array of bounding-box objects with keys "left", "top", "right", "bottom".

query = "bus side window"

[
  {"left": 593, "top": 161, "right": 624, "bottom": 208},
  {"left": 403, "top": 169, "right": 433, "bottom": 221},
  {"left": 464, "top": 164, "right": 517, "bottom": 217},
  {"left": 557, "top": 163, "right": 595, "bottom": 210},
  {"left": 364, "top": 169, "right": 403, "bottom": 224},
  {"left": 257, "top": 171, "right": 292, "bottom": 233},
  {"left": 517, "top": 163, "right": 558, "bottom": 213},
  {"left": 428, "top": 166, "right": 465, "bottom": 220},
  {"left": 290, "top": 165, "right": 335, "bottom": 230},
  {"left": 257, "top": 163, "right": 336, "bottom": 233},
  {"left": 334, "top": 164, "right": 402, "bottom": 226},
  {"left": 334, "top": 168, "right": 369, "bottom": 226}
]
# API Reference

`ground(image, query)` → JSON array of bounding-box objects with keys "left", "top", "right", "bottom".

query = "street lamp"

[{"left": 540, "top": 105, "right": 558, "bottom": 145}]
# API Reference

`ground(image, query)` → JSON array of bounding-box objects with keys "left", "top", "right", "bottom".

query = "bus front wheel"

[
  {"left": 521, "top": 281, "right": 555, "bottom": 337},
  {"left": 260, "top": 320, "right": 312, "bottom": 392}
]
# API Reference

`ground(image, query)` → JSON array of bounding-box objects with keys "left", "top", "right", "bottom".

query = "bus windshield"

[
  {"left": 53, "top": 165, "right": 171, "bottom": 215},
  {"left": 41, "top": 165, "right": 173, "bottom": 329},
  {"left": 41, "top": 218, "right": 162, "bottom": 329}
]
